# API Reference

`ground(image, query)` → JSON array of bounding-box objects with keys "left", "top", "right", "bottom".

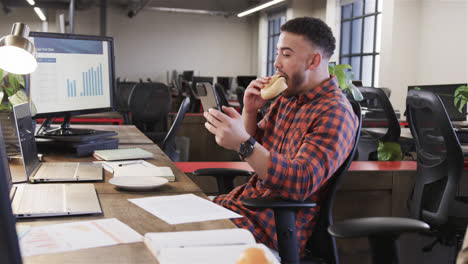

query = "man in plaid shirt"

[{"left": 204, "top": 17, "right": 359, "bottom": 256}]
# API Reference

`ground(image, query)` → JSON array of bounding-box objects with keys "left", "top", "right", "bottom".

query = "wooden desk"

[
  {"left": 19, "top": 125, "right": 235, "bottom": 263},
  {"left": 457, "top": 226, "right": 468, "bottom": 264},
  {"left": 21, "top": 192, "right": 235, "bottom": 264}
]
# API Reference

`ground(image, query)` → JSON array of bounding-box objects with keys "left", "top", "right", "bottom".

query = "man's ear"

[{"left": 307, "top": 52, "right": 322, "bottom": 71}]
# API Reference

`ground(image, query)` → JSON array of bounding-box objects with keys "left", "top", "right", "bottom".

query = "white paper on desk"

[
  {"left": 98, "top": 160, "right": 175, "bottom": 181},
  {"left": 19, "top": 218, "right": 142, "bottom": 257},
  {"left": 129, "top": 193, "right": 242, "bottom": 225}
]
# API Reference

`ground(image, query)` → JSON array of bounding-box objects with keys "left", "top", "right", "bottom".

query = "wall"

[
  {"left": 0, "top": 6, "right": 259, "bottom": 83},
  {"left": 107, "top": 8, "right": 258, "bottom": 82},
  {"left": 379, "top": 0, "right": 468, "bottom": 114}
]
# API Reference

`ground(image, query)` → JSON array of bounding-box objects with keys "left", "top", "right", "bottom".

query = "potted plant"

[
  {"left": 330, "top": 63, "right": 402, "bottom": 161},
  {"left": 0, "top": 68, "right": 35, "bottom": 154}
]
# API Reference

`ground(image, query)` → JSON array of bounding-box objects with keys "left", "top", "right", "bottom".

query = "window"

[
  {"left": 266, "top": 12, "right": 286, "bottom": 76},
  {"left": 340, "top": 0, "right": 382, "bottom": 87}
]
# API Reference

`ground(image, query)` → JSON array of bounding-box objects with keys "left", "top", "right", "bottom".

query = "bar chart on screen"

[{"left": 66, "top": 64, "right": 104, "bottom": 98}]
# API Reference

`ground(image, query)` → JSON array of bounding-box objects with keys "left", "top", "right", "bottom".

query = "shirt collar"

[{"left": 294, "top": 75, "right": 339, "bottom": 105}]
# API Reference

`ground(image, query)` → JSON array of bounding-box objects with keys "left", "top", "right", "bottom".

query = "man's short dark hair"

[{"left": 280, "top": 17, "right": 336, "bottom": 59}]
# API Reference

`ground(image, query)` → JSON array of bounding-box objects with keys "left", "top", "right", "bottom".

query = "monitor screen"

[
  {"left": 408, "top": 84, "right": 468, "bottom": 121},
  {"left": 237, "top": 76, "right": 256, "bottom": 89},
  {"left": 28, "top": 32, "right": 115, "bottom": 118},
  {"left": 216, "top": 76, "right": 231, "bottom": 92}
]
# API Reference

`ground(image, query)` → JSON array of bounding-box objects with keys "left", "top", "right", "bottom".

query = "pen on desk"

[{"left": 118, "top": 161, "right": 142, "bottom": 167}]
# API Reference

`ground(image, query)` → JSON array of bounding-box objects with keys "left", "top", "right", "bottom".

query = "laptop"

[
  {"left": 13, "top": 103, "right": 103, "bottom": 182},
  {"left": 0, "top": 121, "right": 102, "bottom": 218}
]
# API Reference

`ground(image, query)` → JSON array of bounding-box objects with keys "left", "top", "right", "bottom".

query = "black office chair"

[
  {"left": 357, "top": 87, "right": 406, "bottom": 160},
  {"left": 328, "top": 89, "right": 468, "bottom": 264},
  {"left": 236, "top": 86, "right": 245, "bottom": 112},
  {"left": 162, "top": 97, "right": 191, "bottom": 162},
  {"left": 115, "top": 80, "right": 138, "bottom": 125},
  {"left": 214, "top": 83, "right": 230, "bottom": 108},
  {"left": 128, "top": 82, "right": 172, "bottom": 145},
  {"left": 241, "top": 100, "right": 361, "bottom": 264}
]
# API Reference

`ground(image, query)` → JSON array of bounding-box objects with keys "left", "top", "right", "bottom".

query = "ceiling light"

[
  {"left": 34, "top": 7, "right": 46, "bottom": 21},
  {"left": 26, "top": 0, "right": 35, "bottom": 5},
  {"left": 237, "top": 0, "right": 286, "bottom": 17}
]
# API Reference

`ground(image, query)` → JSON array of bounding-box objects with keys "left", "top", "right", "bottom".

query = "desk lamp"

[{"left": 0, "top": 22, "right": 37, "bottom": 74}]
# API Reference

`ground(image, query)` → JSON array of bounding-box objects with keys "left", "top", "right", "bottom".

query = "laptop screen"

[{"left": 13, "top": 103, "right": 40, "bottom": 179}]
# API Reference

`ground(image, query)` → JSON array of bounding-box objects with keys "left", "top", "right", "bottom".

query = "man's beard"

[{"left": 283, "top": 71, "right": 304, "bottom": 98}]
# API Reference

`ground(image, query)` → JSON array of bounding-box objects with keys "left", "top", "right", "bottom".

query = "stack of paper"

[
  {"left": 100, "top": 160, "right": 175, "bottom": 181},
  {"left": 19, "top": 218, "right": 142, "bottom": 257},
  {"left": 129, "top": 193, "right": 242, "bottom": 224}
]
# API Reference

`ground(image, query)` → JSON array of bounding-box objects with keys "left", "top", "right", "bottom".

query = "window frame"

[
  {"left": 266, "top": 12, "right": 286, "bottom": 76},
  {"left": 339, "top": 0, "right": 382, "bottom": 87}
]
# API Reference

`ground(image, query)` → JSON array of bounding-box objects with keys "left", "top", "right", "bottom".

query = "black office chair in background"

[
  {"left": 328, "top": 89, "right": 468, "bottom": 264},
  {"left": 357, "top": 87, "right": 408, "bottom": 160},
  {"left": 128, "top": 82, "right": 172, "bottom": 146},
  {"left": 236, "top": 86, "right": 245, "bottom": 112},
  {"left": 162, "top": 97, "right": 191, "bottom": 162},
  {"left": 115, "top": 79, "right": 138, "bottom": 125}
]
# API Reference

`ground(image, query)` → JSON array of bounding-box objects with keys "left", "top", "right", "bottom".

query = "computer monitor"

[
  {"left": 216, "top": 77, "right": 231, "bottom": 92},
  {"left": 408, "top": 84, "right": 468, "bottom": 121},
  {"left": 236, "top": 76, "right": 257, "bottom": 89},
  {"left": 28, "top": 32, "right": 115, "bottom": 136}
]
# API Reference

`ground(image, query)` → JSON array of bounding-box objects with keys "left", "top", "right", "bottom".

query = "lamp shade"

[{"left": 0, "top": 23, "right": 37, "bottom": 75}]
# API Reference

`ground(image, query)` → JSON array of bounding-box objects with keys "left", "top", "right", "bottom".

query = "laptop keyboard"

[
  {"left": 18, "top": 184, "right": 65, "bottom": 213},
  {"left": 36, "top": 163, "right": 79, "bottom": 179}
]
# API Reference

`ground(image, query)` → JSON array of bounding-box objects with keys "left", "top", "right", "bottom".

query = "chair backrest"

[
  {"left": 305, "top": 100, "right": 362, "bottom": 263},
  {"left": 236, "top": 87, "right": 245, "bottom": 112},
  {"left": 115, "top": 81, "right": 138, "bottom": 112},
  {"left": 163, "top": 97, "right": 191, "bottom": 161},
  {"left": 214, "top": 83, "right": 230, "bottom": 108},
  {"left": 359, "top": 87, "right": 400, "bottom": 142},
  {"left": 406, "top": 89, "right": 463, "bottom": 226},
  {"left": 128, "top": 82, "right": 171, "bottom": 133}
]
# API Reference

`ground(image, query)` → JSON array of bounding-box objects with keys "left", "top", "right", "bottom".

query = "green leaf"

[
  {"left": 334, "top": 64, "right": 352, "bottom": 72},
  {"left": 0, "top": 104, "right": 8, "bottom": 111},
  {"left": 335, "top": 69, "right": 347, "bottom": 89},
  {"left": 377, "top": 141, "right": 402, "bottom": 161},
  {"left": 328, "top": 65, "right": 334, "bottom": 75},
  {"left": 413, "top": 87, "right": 421, "bottom": 90},
  {"left": 0, "top": 68, "right": 3, "bottom": 79},
  {"left": 8, "top": 73, "right": 19, "bottom": 91}
]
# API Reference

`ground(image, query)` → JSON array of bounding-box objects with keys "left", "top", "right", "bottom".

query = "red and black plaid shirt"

[{"left": 213, "top": 76, "right": 358, "bottom": 255}]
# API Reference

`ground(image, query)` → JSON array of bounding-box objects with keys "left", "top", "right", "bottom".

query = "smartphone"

[{"left": 196, "top": 82, "right": 223, "bottom": 112}]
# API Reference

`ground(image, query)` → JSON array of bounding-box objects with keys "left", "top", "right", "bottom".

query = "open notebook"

[
  {"left": 93, "top": 148, "right": 154, "bottom": 161},
  {"left": 144, "top": 229, "right": 279, "bottom": 264}
]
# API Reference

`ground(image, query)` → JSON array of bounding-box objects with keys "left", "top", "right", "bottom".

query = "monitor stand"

[
  {"left": 36, "top": 113, "right": 117, "bottom": 142},
  {"left": 41, "top": 114, "right": 96, "bottom": 136}
]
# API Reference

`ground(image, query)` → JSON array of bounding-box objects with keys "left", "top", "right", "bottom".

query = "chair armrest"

[
  {"left": 328, "top": 217, "right": 430, "bottom": 238},
  {"left": 193, "top": 168, "right": 254, "bottom": 177},
  {"left": 192, "top": 168, "right": 254, "bottom": 195},
  {"left": 241, "top": 197, "right": 317, "bottom": 210}
]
